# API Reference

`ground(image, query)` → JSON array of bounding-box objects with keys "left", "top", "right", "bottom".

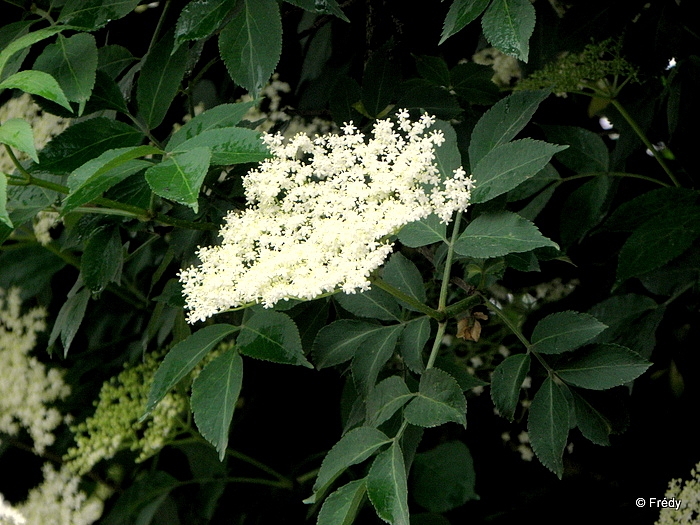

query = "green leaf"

[
  {"left": 48, "top": 286, "right": 90, "bottom": 357},
  {"left": 399, "top": 316, "right": 431, "bottom": 374},
  {"left": 175, "top": 0, "right": 238, "bottom": 49},
  {"left": 366, "top": 376, "right": 414, "bottom": 427},
  {"left": 602, "top": 188, "right": 698, "bottom": 233},
  {"left": 219, "top": 0, "right": 282, "bottom": 95},
  {"left": 102, "top": 471, "right": 178, "bottom": 525},
  {"left": 541, "top": 125, "right": 609, "bottom": 173},
  {"left": 66, "top": 145, "right": 159, "bottom": 193},
  {"left": 0, "top": 118, "right": 38, "bottom": 163},
  {"left": 362, "top": 47, "right": 399, "bottom": 118},
  {"left": 450, "top": 62, "right": 500, "bottom": 106},
  {"left": 570, "top": 389, "right": 612, "bottom": 446},
  {"left": 440, "top": 0, "right": 490, "bottom": 45},
  {"left": 0, "top": 175, "right": 11, "bottom": 229},
  {"left": 97, "top": 44, "right": 136, "bottom": 79},
  {"left": 352, "top": 324, "right": 404, "bottom": 397},
  {"left": 412, "top": 441, "right": 478, "bottom": 513},
  {"left": 0, "top": 21, "right": 32, "bottom": 82},
  {"left": 33, "top": 33, "right": 98, "bottom": 115},
  {"left": 383, "top": 252, "right": 426, "bottom": 311},
  {"left": 404, "top": 367, "right": 467, "bottom": 428},
  {"left": 191, "top": 347, "right": 244, "bottom": 461},
  {"left": 617, "top": 203, "right": 700, "bottom": 282},
  {"left": 59, "top": 0, "right": 140, "bottom": 30},
  {"left": 0, "top": 70, "right": 72, "bottom": 111},
  {"left": 0, "top": 27, "right": 67, "bottom": 81},
  {"left": 167, "top": 102, "right": 256, "bottom": 150},
  {"left": 137, "top": 30, "right": 188, "bottom": 129},
  {"left": 336, "top": 287, "right": 401, "bottom": 322},
  {"left": 432, "top": 120, "right": 463, "bottom": 180},
  {"left": 81, "top": 224, "right": 123, "bottom": 294},
  {"left": 414, "top": 54, "right": 451, "bottom": 87},
  {"left": 530, "top": 311, "right": 608, "bottom": 355},
  {"left": 238, "top": 309, "right": 312, "bottom": 367},
  {"left": 471, "top": 139, "right": 567, "bottom": 204},
  {"left": 284, "top": 0, "right": 350, "bottom": 22},
  {"left": 145, "top": 324, "right": 239, "bottom": 416},
  {"left": 507, "top": 163, "right": 560, "bottom": 203},
  {"left": 145, "top": 147, "right": 211, "bottom": 213},
  {"left": 527, "top": 376, "right": 569, "bottom": 478},
  {"left": 396, "top": 79, "right": 463, "bottom": 121},
  {"left": 481, "top": 0, "right": 536, "bottom": 62},
  {"left": 64, "top": 157, "right": 152, "bottom": 214},
  {"left": 397, "top": 214, "right": 448, "bottom": 248},
  {"left": 491, "top": 353, "right": 531, "bottom": 421},
  {"left": 85, "top": 70, "right": 129, "bottom": 114},
  {"left": 469, "top": 89, "right": 550, "bottom": 167},
  {"left": 310, "top": 426, "right": 391, "bottom": 501},
  {"left": 454, "top": 211, "right": 558, "bottom": 258},
  {"left": 367, "top": 442, "right": 409, "bottom": 525},
  {"left": 555, "top": 344, "right": 651, "bottom": 390},
  {"left": 317, "top": 479, "right": 367, "bottom": 525},
  {"left": 312, "top": 320, "right": 384, "bottom": 369},
  {"left": 434, "top": 357, "right": 488, "bottom": 391},
  {"left": 168, "top": 127, "right": 270, "bottom": 165},
  {"left": 32, "top": 118, "right": 143, "bottom": 175},
  {"left": 560, "top": 175, "right": 616, "bottom": 247}
]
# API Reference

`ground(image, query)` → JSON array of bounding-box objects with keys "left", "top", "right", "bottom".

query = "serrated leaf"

[
  {"left": 59, "top": 0, "right": 140, "bottom": 30},
  {"left": 284, "top": 0, "right": 350, "bottom": 22},
  {"left": 336, "top": 287, "right": 401, "bottom": 322},
  {"left": 191, "top": 347, "right": 243, "bottom": 460},
  {"left": 383, "top": 252, "right": 426, "bottom": 311},
  {"left": 570, "top": 389, "right": 612, "bottom": 446},
  {"left": 527, "top": 376, "right": 569, "bottom": 478},
  {"left": 0, "top": 175, "right": 11, "bottom": 229},
  {"left": 471, "top": 139, "right": 567, "bottom": 204},
  {"left": 0, "top": 27, "right": 67, "bottom": 81},
  {"left": 145, "top": 146, "right": 211, "bottom": 212},
  {"left": 48, "top": 287, "right": 90, "bottom": 357},
  {"left": 167, "top": 102, "right": 256, "bottom": 150},
  {"left": 175, "top": 0, "right": 238, "bottom": 49},
  {"left": 414, "top": 54, "right": 451, "bottom": 87},
  {"left": 0, "top": 21, "right": 32, "bottom": 82},
  {"left": 367, "top": 442, "right": 409, "bottom": 525},
  {"left": 81, "top": 225, "right": 123, "bottom": 294},
  {"left": 0, "top": 70, "right": 72, "bottom": 111},
  {"left": 312, "top": 320, "right": 384, "bottom": 369},
  {"left": 33, "top": 33, "right": 98, "bottom": 115},
  {"left": 97, "top": 44, "right": 136, "bottom": 79},
  {"left": 440, "top": 0, "right": 490, "bottom": 45},
  {"left": 396, "top": 80, "right": 463, "bottom": 121},
  {"left": 145, "top": 324, "right": 239, "bottom": 416},
  {"left": 317, "top": 479, "right": 367, "bottom": 525},
  {"left": 560, "top": 175, "right": 616, "bottom": 247},
  {"left": 541, "top": 125, "right": 609, "bottom": 173},
  {"left": 362, "top": 48, "right": 399, "bottom": 118},
  {"left": 102, "top": 471, "right": 178, "bottom": 525},
  {"left": 168, "top": 127, "right": 270, "bottom": 165},
  {"left": 412, "top": 441, "right": 478, "bottom": 513},
  {"left": 404, "top": 368, "right": 467, "bottom": 428},
  {"left": 366, "top": 376, "right": 414, "bottom": 427},
  {"left": 85, "top": 70, "right": 129, "bottom": 114},
  {"left": 602, "top": 188, "right": 698, "bottom": 233},
  {"left": 0, "top": 118, "right": 38, "bottom": 163},
  {"left": 310, "top": 427, "right": 391, "bottom": 500},
  {"left": 450, "top": 62, "right": 500, "bottom": 106},
  {"left": 531, "top": 311, "right": 608, "bottom": 355},
  {"left": 454, "top": 211, "right": 558, "bottom": 258},
  {"left": 555, "top": 344, "right": 651, "bottom": 390},
  {"left": 399, "top": 316, "right": 431, "bottom": 374},
  {"left": 219, "top": 0, "right": 282, "bottom": 95},
  {"left": 617, "top": 204, "right": 700, "bottom": 283},
  {"left": 137, "top": 30, "right": 188, "bottom": 129},
  {"left": 481, "top": 0, "right": 536, "bottom": 62},
  {"left": 397, "top": 214, "right": 448, "bottom": 247},
  {"left": 238, "top": 309, "right": 312, "bottom": 367},
  {"left": 469, "top": 89, "right": 549, "bottom": 167},
  {"left": 352, "top": 324, "right": 404, "bottom": 397},
  {"left": 491, "top": 353, "right": 531, "bottom": 421}
]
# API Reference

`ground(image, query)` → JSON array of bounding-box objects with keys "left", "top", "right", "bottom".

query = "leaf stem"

[
  {"left": 370, "top": 277, "right": 443, "bottom": 321},
  {"left": 559, "top": 171, "right": 671, "bottom": 187}
]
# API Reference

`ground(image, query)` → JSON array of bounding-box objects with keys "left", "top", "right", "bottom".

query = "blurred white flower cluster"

[
  {"left": 180, "top": 110, "right": 473, "bottom": 322},
  {"left": 1, "top": 493, "right": 26, "bottom": 525},
  {"left": 656, "top": 461, "right": 700, "bottom": 524},
  {"left": 0, "top": 288, "right": 69, "bottom": 453}
]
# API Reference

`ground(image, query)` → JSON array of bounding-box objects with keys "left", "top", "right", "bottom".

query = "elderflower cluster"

[
  {"left": 0, "top": 493, "right": 26, "bottom": 525},
  {"left": 15, "top": 464, "right": 105, "bottom": 525},
  {"left": 0, "top": 93, "right": 71, "bottom": 174},
  {"left": 0, "top": 288, "right": 70, "bottom": 453},
  {"left": 180, "top": 110, "right": 474, "bottom": 322},
  {"left": 64, "top": 351, "right": 188, "bottom": 475},
  {"left": 656, "top": 461, "right": 700, "bottom": 524}
]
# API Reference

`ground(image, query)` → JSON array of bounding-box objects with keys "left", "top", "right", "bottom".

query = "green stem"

[
  {"left": 442, "top": 294, "right": 483, "bottom": 319},
  {"left": 609, "top": 99, "right": 680, "bottom": 187},
  {"left": 559, "top": 171, "right": 671, "bottom": 187},
  {"left": 370, "top": 277, "right": 443, "bottom": 321},
  {"left": 4, "top": 145, "right": 31, "bottom": 184},
  {"left": 176, "top": 476, "right": 292, "bottom": 490},
  {"left": 438, "top": 212, "right": 463, "bottom": 311},
  {"left": 425, "top": 321, "right": 447, "bottom": 370}
]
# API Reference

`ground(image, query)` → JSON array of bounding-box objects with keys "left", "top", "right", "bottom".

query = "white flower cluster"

[
  {"left": 0, "top": 93, "right": 70, "bottom": 174},
  {"left": 180, "top": 110, "right": 473, "bottom": 322},
  {"left": 15, "top": 464, "right": 104, "bottom": 525},
  {"left": 0, "top": 493, "right": 26, "bottom": 525},
  {"left": 656, "top": 461, "right": 700, "bottom": 524},
  {"left": 0, "top": 288, "right": 70, "bottom": 453}
]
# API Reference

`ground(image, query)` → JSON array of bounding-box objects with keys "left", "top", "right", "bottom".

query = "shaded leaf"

[
  {"left": 399, "top": 316, "right": 431, "bottom": 374},
  {"left": 81, "top": 224, "right": 123, "bottom": 294},
  {"left": 366, "top": 376, "right": 414, "bottom": 427},
  {"left": 383, "top": 252, "right": 426, "bottom": 310},
  {"left": 404, "top": 368, "right": 467, "bottom": 427},
  {"left": 102, "top": 471, "right": 178, "bottom": 525},
  {"left": 440, "top": 0, "right": 490, "bottom": 45},
  {"left": 481, "top": 0, "right": 536, "bottom": 62},
  {"left": 555, "top": 344, "right": 651, "bottom": 390},
  {"left": 97, "top": 44, "right": 135, "bottom": 79},
  {"left": 414, "top": 54, "right": 451, "bottom": 87},
  {"left": 59, "top": 0, "right": 140, "bottom": 30},
  {"left": 362, "top": 47, "right": 399, "bottom": 118},
  {"left": 191, "top": 347, "right": 244, "bottom": 460},
  {"left": 602, "top": 187, "right": 698, "bottom": 233},
  {"left": 560, "top": 175, "right": 616, "bottom": 247},
  {"left": 450, "top": 62, "right": 500, "bottom": 106},
  {"left": 0, "top": 27, "right": 67, "bottom": 81},
  {"left": 48, "top": 286, "right": 90, "bottom": 357},
  {"left": 219, "top": 0, "right": 282, "bottom": 95},
  {"left": 145, "top": 147, "right": 211, "bottom": 212},
  {"left": 168, "top": 127, "right": 270, "bottom": 165},
  {"left": 0, "top": 175, "right": 11, "bottom": 229},
  {"left": 317, "top": 479, "right": 367, "bottom": 525},
  {"left": 175, "top": 0, "right": 238, "bottom": 49},
  {"left": 336, "top": 287, "right": 401, "bottom": 322},
  {"left": 531, "top": 311, "right": 607, "bottom": 355},
  {"left": 397, "top": 214, "right": 448, "bottom": 247},
  {"left": 527, "top": 376, "right": 569, "bottom": 478},
  {"left": 367, "top": 442, "right": 409, "bottom": 525},
  {"left": 312, "top": 320, "right": 384, "bottom": 369},
  {"left": 491, "top": 353, "right": 531, "bottom": 421},
  {"left": 238, "top": 309, "right": 312, "bottom": 367},
  {"left": 541, "top": 125, "right": 609, "bottom": 173},
  {"left": 570, "top": 388, "right": 612, "bottom": 446},
  {"left": 352, "top": 324, "right": 405, "bottom": 396}
]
